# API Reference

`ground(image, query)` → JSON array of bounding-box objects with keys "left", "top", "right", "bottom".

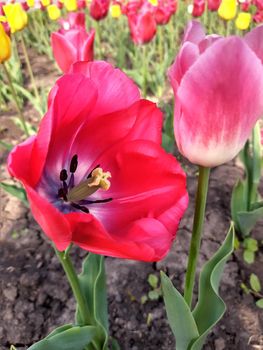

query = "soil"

[{"left": 0, "top": 49, "right": 263, "bottom": 350}]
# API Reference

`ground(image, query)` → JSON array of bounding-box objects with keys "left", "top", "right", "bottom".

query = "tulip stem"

[
  {"left": 2, "top": 62, "right": 29, "bottom": 137},
  {"left": 20, "top": 33, "right": 41, "bottom": 108},
  {"left": 55, "top": 248, "right": 92, "bottom": 326},
  {"left": 142, "top": 45, "right": 148, "bottom": 98},
  {"left": 184, "top": 166, "right": 210, "bottom": 308}
]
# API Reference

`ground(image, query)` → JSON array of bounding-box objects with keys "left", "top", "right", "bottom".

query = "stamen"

[
  {"left": 87, "top": 164, "right": 100, "bottom": 178},
  {"left": 80, "top": 198, "right": 113, "bottom": 205},
  {"left": 68, "top": 174, "right": 74, "bottom": 188},
  {"left": 67, "top": 167, "right": 111, "bottom": 202},
  {"left": 70, "top": 154, "right": 78, "bottom": 173},
  {"left": 58, "top": 188, "right": 68, "bottom": 201},
  {"left": 71, "top": 203, "right": 90, "bottom": 213},
  {"left": 60, "top": 169, "right": 68, "bottom": 181}
]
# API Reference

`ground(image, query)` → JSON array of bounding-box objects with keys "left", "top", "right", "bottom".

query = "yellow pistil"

[{"left": 67, "top": 167, "right": 111, "bottom": 202}]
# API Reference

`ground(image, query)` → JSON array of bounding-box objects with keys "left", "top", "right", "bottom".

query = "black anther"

[
  {"left": 60, "top": 169, "right": 68, "bottom": 181},
  {"left": 58, "top": 188, "right": 68, "bottom": 201},
  {"left": 87, "top": 164, "right": 100, "bottom": 178},
  {"left": 70, "top": 154, "right": 78, "bottom": 173}
]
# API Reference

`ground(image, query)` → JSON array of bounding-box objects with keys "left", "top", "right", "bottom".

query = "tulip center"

[{"left": 57, "top": 154, "right": 112, "bottom": 213}]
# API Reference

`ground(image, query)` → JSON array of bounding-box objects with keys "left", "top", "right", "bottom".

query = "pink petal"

[
  {"left": 183, "top": 20, "right": 205, "bottom": 44},
  {"left": 175, "top": 37, "right": 263, "bottom": 167},
  {"left": 51, "top": 32, "right": 76, "bottom": 73},
  {"left": 70, "top": 61, "right": 140, "bottom": 117},
  {"left": 244, "top": 24, "right": 263, "bottom": 63}
]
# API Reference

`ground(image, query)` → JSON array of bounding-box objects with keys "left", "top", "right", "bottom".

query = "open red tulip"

[
  {"left": 8, "top": 61, "right": 188, "bottom": 261},
  {"left": 51, "top": 26, "right": 95, "bottom": 73},
  {"left": 168, "top": 21, "right": 263, "bottom": 167}
]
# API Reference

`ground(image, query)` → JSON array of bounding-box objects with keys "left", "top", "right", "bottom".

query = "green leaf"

[
  {"left": 77, "top": 253, "right": 108, "bottom": 350},
  {"left": 256, "top": 299, "right": 263, "bottom": 308},
  {"left": 148, "top": 290, "right": 160, "bottom": 301},
  {"left": 237, "top": 207, "right": 263, "bottom": 237},
  {"left": 244, "top": 238, "right": 258, "bottom": 252},
  {"left": 148, "top": 274, "right": 159, "bottom": 289},
  {"left": 190, "top": 224, "right": 235, "bottom": 350},
  {"left": 249, "top": 273, "right": 261, "bottom": 293},
  {"left": 27, "top": 325, "right": 97, "bottom": 350},
  {"left": 243, "top": 250, "right": 255, "bottom": 264},
  {"left": 0, "top": 140, "right": 13, "bottom": 151},
  {"left": 231, "top": 179, "right": 248, "bottom": 235},
  {"left": 0, "top": 182, "right": 28, "bottom": 206},
  {"left": 251, "top": 121, "right": 262, "bottom": 185},
  {"left": 161, "top": 272, "right": 200, "bottom": 350}
]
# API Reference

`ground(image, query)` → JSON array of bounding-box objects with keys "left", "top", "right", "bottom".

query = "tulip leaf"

[
  {"left": 237, "top": 207, "right": 263, "bottom": 237},
  {"left": 190, "top": 224, "right": 235, "bottom": 350},
  {"left": 0, "top": 182, "right": 28, "bottom": 206},
  {"left": 77, "top": 253, "right": 109, "bottom": 350},
  {"left": 161, "top": 272, "right": 200, "bottom": 349},
  {"left": 231, "top": 179, "right": 248, "bottom": 234},
  {"left": 27, "top": 324, "right": 97, "bottom": 350}
]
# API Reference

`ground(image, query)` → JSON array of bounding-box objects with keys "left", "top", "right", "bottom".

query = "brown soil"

[{"left": 0, "top": 49, "right": 263, "bottom": 350}]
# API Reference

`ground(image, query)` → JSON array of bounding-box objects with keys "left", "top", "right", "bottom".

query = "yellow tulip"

[
  {"left": 47, "top": 4, "right": 61, "bottom": 20},
  {"left": 218, "top": 0, "right": 237, "bottom": 20},
  {"left": 110, "top": 4, "right": 121, "bottom": 18},
  {"left": 0, "top": 22, "right": 11, "bottom": 63},
  {"left": 3, "top": 3, "right": 28, "bottom": 34},
  {"left": 148, "top": 0, "right": 158, "bottom": 5},
  {"left": 27, "top": 0, "right": 35, "bottom": 7},
  {"left": 235, "top": 12, "right": 251, "bottom": 30},
  {"left": 64, "top": 0, "right": 77, "bottom": 11},
  {"left": 41, "top": 0, "right": 51, "bottom": 7}
]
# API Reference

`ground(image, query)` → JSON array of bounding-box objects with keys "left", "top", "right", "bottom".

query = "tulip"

[
  {"left": 41, "top": 0, "right": 51, "bottom": 7},
  {"left": 235, "top": 11, "right": 251, "bottom": 29},
  {"left": 187, "top": 0, "right": 205, "bottom": 17},
  {"left": 168, "top": 21, "right": 263, "bottom": 167},
  {"left": 0, "top": 22, "right": 11, "bottom": 63},
  {"left": 208, "top": 0, "right": 221, "bottom": 11},
  {"left": 3, "top": 3, "right": 28, "bottom": 33},
  {"left": 77, "top": 0, "right": 86, "bottom": 9},
  {"left": 51, "top": 27, "right": 95, "bottom": 72},
  {"left": 110, "top": 3, "right": 122, "bottom": 18},
  {"left": 47, "top": 4, "right": 61, "bottom": 20},
  {"left": 253, "top": 10, "right": 263, "bottom": 22},
  {"left": 90, "top": 0, "right": 110, "bottom": 20},
  {"left": 128, "top": 10, "right": 157, "bottom": 44},
  {"left": 8, "top": 61, "right": 188, "bottom": 261},
  {"left": 26, "top": 0, "right": 35, "bottom": 8},
  {"left": 64, "top": 0, "right": 78, "bottom": 11},
  {"left": 59, "top": 12, "right": 86, "bottom": 32},
  {"left": 218, "top": 0, "right": 237, "bottom": 20}
]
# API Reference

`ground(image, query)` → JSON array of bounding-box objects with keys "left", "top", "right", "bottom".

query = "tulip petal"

[
  {"left": 71, "top": 61, "right": 140, "bottom": 116},
  {"left": 175, "top": 37, "right": 263, "bottom": 167},
  {"left": 183, "top": 20, "right": 205, "bottom": 44},
  {"left": 81, "top": 28, "right": 95, "bottom": 61},
  {"left": 168, "top": 42, "right": 199, "bottom": 93},
  {"left": 51, "top": 32, "right": 76, "bottom": 73},
  {"left": 65, "top": 100, "right": 163, "bottom": 182},
  {"left": 87, "top": 140, "right": 188, "bottom": 241},
  {"left": 244, "top": 24, "right": 263, "bottom": 63}
]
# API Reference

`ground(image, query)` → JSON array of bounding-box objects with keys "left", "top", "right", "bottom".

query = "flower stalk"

[
  {"left": 184, "top": 166, "right": 211, "bottom": 307},
  {"left": 2, "top": 61, "right": 29, "bottom": 136},
  {"left": 55, "top": 248, "right": 92, "bottom": 325}
]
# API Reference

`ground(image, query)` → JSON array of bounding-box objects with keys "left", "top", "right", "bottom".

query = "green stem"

[
  {"left": 55, "top": 249, "right": 91, "bottom": 325},
  {"left": 20, "top": 33, "right": 41, "bottom": 105},
  {"left": 141, "top": 45, "right": 148, "bottom": 98},
  {"left": 95, "top": 21, "right": 102, "bottom": 59},
  {"left": 2, "top": 62, "right": 29, "bottom": 137},
  {"left": 184, "top": 166, "right": 211, "bottom": 308}
]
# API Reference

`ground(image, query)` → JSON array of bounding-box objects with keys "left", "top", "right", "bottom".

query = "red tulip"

[
  {"left": 168, "top": 21, "right": 263, "bottom": 167},
  {"left": 208, "top": 0, "right": 221, "bottom": 11},
  {"left": 191, "top": 0, "right": 205, "bottom": 17},
  {"left": 89, "top": 0, "right": 110, "bottom": 20},
  {"left": 8, "top": 61, "right": 188, "bottom": 261},
  {"left": 51, "top": 27, "right": 95, "bottom": 73},
  {"left": 154, "top": 0, "right": 176, "bottom": 25},
  {"left": 128, "top": 10, "right": 157, "bottom": 44},
  {"left": 122, "top": 0, "right": 143, "bottom": 16},
  {"left": 253, "top": 10, "right": 263, "bottom": 22},
  {"left": 59, "top": 12, "right": 86, "bottom": 33},
  {"left": 77, "top": 0, "right": 86, "bottom": 9}
]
